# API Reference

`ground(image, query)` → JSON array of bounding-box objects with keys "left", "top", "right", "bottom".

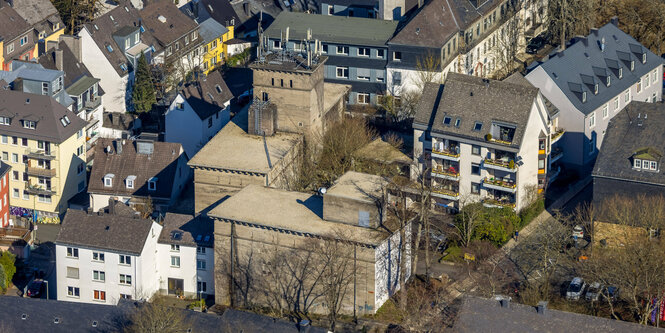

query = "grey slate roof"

[
  {"left": 9, "top": 0, "right": 61, "bottom": 26},
  {"left": 414, "top": 72, "right": 538, "bottom": 147},
  {"left": 198, "top": 18, "right": 228, "bottom": 44},
  {"left": 140, "top": 1, "right": 198, "bottom": 46},
  {"left": 264, "top": 11, "right": 398, "bottom": 47},
  {"left": 178, "top": 70, "right": 233, "bottom": 120},
  {"left": 0, "top": 88, "right": 86, "bottom": 143},
  {"left": 453, "top": 296, "right": 660, "bottom": 332},
  {"left": 0, "top": 5, "right": 32, "bottom": 44},
  {"left": 0, "top": 161, "right": 10, "bottom": 179},
  {"left": 593, "top": 102, "right": 665, "bottom": 187},
  {"left": 56, "top": 209, "right": 154, "bottom": 255},
  {"left": 527, "top": 22, "right": 663, "bottom": 115},
  {"left": 158, "top": 213, "right": 214, "bottom": 247},
  {"left": 88, "top": 138, "right": 184, "bottom": 200}
]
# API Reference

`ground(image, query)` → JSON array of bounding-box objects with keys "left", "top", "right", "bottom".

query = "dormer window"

[
  {"left": 104, "top": 173, "right": 115, "bottom": 187},
  {"left": 606, "top": 76, "right": 611, "bottom": 87},
  {"left": 619, "top": 67, "right": 623, "bottom": 78},
  {"left": 454, "top": 118, "right": 461, "bottom": 128},
  {"left": 630, "top": 60, "right": 635, "bottom": 71},
  {"left": 594, "top": 83, "right": 598, "bottom": 95},
  {"left": 60, "top": 116, "right": 70, "bottom": 127},
  {"left": 148, "top": 177, "right": 157, "bottom": 191},
  {"left": 126, "top": 175, "right": 136, "bottom": 189},
  {"left": 0, "top": 116, "right": 10, "bottom": 125},
  {"left": 106, "top": 44, "right": 113, "bottom": 52},
  {"left": 473, "top": 122, "right": 483, "bottom": 131},
  {"left": 22, "top": 120, "right": 36, "bottom": 129},
  {"left": 120, "top": 64, "right": 127, "bottom": 72},
  {"left": 633, "top": 148, "right": 662, "bottom": 171},
  {"left": 642, "top": 53, "right": 647, "bottom": 64},
  {"left": 634, "top": 159, "right": 641, "bottom": 169},
  {"left": 582, "top": 91, "right": 587, "bottom": 103},
  {"left": 125, "top": 39, "right": 130, "bottom": 50}
]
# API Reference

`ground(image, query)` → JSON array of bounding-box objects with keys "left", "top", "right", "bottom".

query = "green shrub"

[
  {"left": 0, "top": 251, "right": 15, "bottom": 289},
  {"left": 442, "top": 246, "right": 463, "bottom": 262},
  {"left": 0, "top": 264, "right": 6, "bottom": 292},
  {"left": 518, "top": 197, "right": 545, "bottom": 229},
  {"left": 509, "top": 160, "right": 515, "bottom": 170}
]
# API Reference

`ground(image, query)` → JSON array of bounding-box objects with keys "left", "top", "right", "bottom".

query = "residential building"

[
  {"left": 0, "top": 4, "right": 36, "bottom": 70},
  {"left": 263, "top": 12, "right": 398, "bottom": 105},
  {"left": 0, "top": 297, "right": 328, "bottom": 332},
  {"left": 157, "top": 213, "right": 214, "bottom": 298},
  {"left": 55, "top": 208, "right": 162, "bottom": 305},
  {"left": 525, "top": 21, "right": 663, "bottom": 168},
  {"left": 413, "top": 73, "right": 556, "bottom": 211},
  {"left": 88, "top": 138, "right": 190, "bottom": 213},
  {"left": 9, "top": 0, "right": 65, "bottom": 58},
  {"left": 98, "top": 112, "right": 141, "bottom": 140},
  {"left": 38, "top": 36, "right": 104, "bottom": 161},
  {"left": 0, "top": 86, "right": 87, "bottom": 221},
  {"left": 210, "top": 175, "right": 410, "bottom": 315},
  {"left": 78, "top": 3, "right": 160, "bottom": 113},
  {"left": 320, "top": 0, "right": 380, "bottom": 19},
  {"left": 0, "top": 61, "right": 74, "bottom": 109},
  {"left": 387, "top": 0, "right": 546, "bottom": 96},
  {"left": 453, "top": 296, "right": 660, "bottom": 332},
  {"left": 592, "top": 102, "right": 665, "bottom": 207},
  {"left": 165, "top": 70, "right": 232, "bottom": 158},
  {"left": 0, "top": 161, "right": 10, "bottom": 227}
]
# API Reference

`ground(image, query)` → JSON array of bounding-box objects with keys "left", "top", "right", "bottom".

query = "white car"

[
  {"left": 572, "top": 225, "right": 584, "bottom": 239},
  {"left": 566, "top": 277, "right": 586, "bottom": 300},
  {"left": 585, "top": 282, "right": 603, "bottom": 301}
]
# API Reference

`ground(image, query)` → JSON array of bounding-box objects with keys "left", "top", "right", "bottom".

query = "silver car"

[
  {"left": 585, "top": 282, "right": 603, "bottom": 301},
  {"left": 566, "top": 277, "right": 586, "bottom": 300}
]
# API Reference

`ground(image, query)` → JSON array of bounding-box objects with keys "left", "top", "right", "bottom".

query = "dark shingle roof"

[
  {"left": 414, "top": 72, "right": 538, "bottom": 147},
  {"left": 102, "top": 111, "right": 137, "bottom": 131},
  {"left": 179, "top": 70, "right": 233, "bottom": 120},
  {"left": 0, "top": 5, "right": 32, "bottom": 43},
  {"left": 453, "top": 296, "right": 660, "bottom": 332},
  {"left": 158, "top": 213, "right": 214, "bottom": 247},
  {"left": 0, "top": 161, "right": 10, "bottom": 179},
  {"left": 56, "top": 209, "right": 154, "bottom": 255},
  {"left": 527, "top": 22, "right": 663, "bottom": 115},
  {"left": 38, "top": 41, "right": 98, "bottom": 90},
  {"left": 9, "top": 0, "right": 61, "bottom": 26},
  {"left": 88, "top": 138, "right": 184, "bottom": 199},
  {"left": 264, "top": 11, "right": 398, "bottom": 47},
  {"left": 593, "top": 102, "right": 665, "bottom": 187},
  {"left": 140, "top": 1, "right": 198, "bottom": 46},
  {"left": 0, "top": 88, "right": 86, "bottom": 143}
]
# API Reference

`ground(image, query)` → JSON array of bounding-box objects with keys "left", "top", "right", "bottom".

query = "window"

[
  {"left": 208, "top": 117, "right": 213, "bottom": 128},
  {"left": 197, "top": 259, "right": 206, "bottom": 270},
  {"left": 185, "top": 36, "right": 189, "bottom": 45},
  {"left": 67, "top": 286, "right": 80, "bottom": 298},
  {"left": 377, "top": 49, "right": 384, "bottom": 58},
  {"left": 651, "top": 161, "right": 658, "bottom": 170},
  {"left": 358, "top": 48, "right": 369, "bottom": 56},
  {"left": 336, "top": 67, "right": 349, "bottom": 78},
  {"left": 148, "top": 177, "right": 157, "bottom": 191},
  {"left": 652, "top": 69, "right": 658, "bottom": 83},
  {"left": 471, "top": 182, "right": 480, "bottom": 194},
  {"left": 619, "top": 67, "right": 623, "bottom": 78},
  {"left": 120, "top": 294, "right": 132, "bottom": 300},
  {"left": 582, "top": 91, "right": 587, "bottom": 103},
  {"left": 538, "top": 159, "right": 545, "bottom": 169},
  {"left": 393, "top": 51, "right": 402, "bottom": 61},
  {"left": 197, "top": 281, "right": 207, "bottom": 292},
  {"left": 634, "top": 159, "right": 642, "bottom": 169},
  {"left": 22, "top": 190, "right": 28, "bottom": 201},
  {"left": 1, "top": 135, "right": 6, "bottom": 143},
  {"left": 125, "top": 38, "right": 130, "bottom": 50},
  {"left": 119, "top": 255, "right": 131, "bottom": 265},
  {"left": 630, "top": 60, "right": 635, "bottom": 71},
  {"left": 588, "top": 112, "right": 595, "bottom": 128},
  {"left": 106, "top": 44, "right": 113, "bottom": 52},
  {"left": 77, "top": 129, "right": 83, "bottom": 139},
  {"left": 539, "top": 140, "right": 545, "bottom": 150},
  {"left": 1, "top": 152, "right": 6, "bottom": 161},
  {"left": 92, "top": 252, "right": 105, "bottom": 262},
  {"left": 104, "top": 174, "right": 113, "bottom": 187},
  {"left": 645, "top": 75, "right": 650, "bottom": 88},
  {"left": 66, "top": 267, "right": 79, "bottom": 279},
  {"left": 12, "top": 189, "right": 18, "bottom": 198},
  {"left": 7, "top": 43, "right": 14, "bottom": 53},
  {"left": 637, "top": 80, "right": 642, "bottom": 93},
  {"left": 471, "top": 163, "right": 480, "bottom": 175},
  {"left": 171, "top": 244, "right": 180, "bottom": 252},
  {"left": 603, "top": 103, "right": 608, "bottom": 118},
  {"left": 93, "top": 290, "right": 106, "bottom": 301},
  {"left": 11, "top": 136, "right": 17, "bottom": 145},
  {"left": 606, "top": 76, "right": 611, "bottom": 87},
  {"left": 336, "top": 46, "right": 349, "bottom": 55},
  {"left": 613, "top": 96, "right": 619, "bottom": 110},
  {"left": 594, "top": 83, "right": 598, "bottom": 95},
  {"left": 357, "top": 93, "right": 370, "bottom": 104},
  {"left": 0, "top": 117, "right": 10, "bottom": 126},
  {"left": 454, "top": 118, "right": 461, "bottom": 128},
  {"left": 197, "top": 246, "right": 206, "bottom": 254},
  {"left": 93, "top": 270, "right": 105, "bottom": 282},
  {"left": 11, "top": 153, "right": 17, "bottom": 163},
  {"left": 171, "top": 256, "right": 180, "bottom": 267},
  {"left": 624, "top": 89, "right": 630, "bottom": 103},
  {"left": 328, "top": 5, "right": 333, "bottom": 14},
  {"left": 473, "top": 122, "right": 483, "bottom": 131},
  {"left": 191, "top": 31, "right": 198, "bottom": 40},
  {"left": 67, "top": 247, "right": 79, "bottom": 258},
  {"left": 21, "top": 138, "right": 27, "bottom": 147},
  {"left": 643, "top": 53, "right": 647, "bottom": 63},
  {"left": 393, "top": 71, "right": 401, "bottom": 85},
  {"left": 472, "top": 145, "right": 481, "bottom": 156},
  {"left": 273, "top": 40, "right": 281, "bottom": 49},
  {"left": 37, "top": 194, "right": 51, "bottom": 203},
  {"left": 119, "top": 274, "right": 132, "bottom": 285}
]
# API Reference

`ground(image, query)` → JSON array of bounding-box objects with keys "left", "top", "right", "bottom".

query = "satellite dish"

[{"left": 318, "top": 187, "right": 327, "bottom": 196}]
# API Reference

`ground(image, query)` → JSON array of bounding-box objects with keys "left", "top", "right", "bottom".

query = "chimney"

[
  {"left": 112, "top": 113, "right": 120, "bottom": 126},
  {"left": 578, "top": 36, "right": 588, "bottom": 47},
  {"left": 108, "top": 198, "right": 116, "bottom": 215},
  {"left": 610, "top": 16, "right": 619, "bottom": 26},
  {"left": 46, "top": 40, "right": 58, "bottom": 52},
  {"left": 55, "top": 49, "right": 64, "bottom": 71},
  {"left": 418, "top": 0, "right": 423, "bottom": 8},
  {"left": 537, "top": 301, "right": 548, "bottom": 315},
  {"left": 500, "top": 298, "right": 510, "bottom": 308},
  {"left": 114, "top": 140, "right": 123, "bottom": 154},
  {"left": 60, "top": 35, "right": 82, "bottom": 62},
  {"left": 590, "top": 28, "right": 599, "bottom": 36}
]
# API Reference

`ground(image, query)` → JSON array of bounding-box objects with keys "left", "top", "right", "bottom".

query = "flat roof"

[
  {"left": 356, "top": 138, "right": 411, "bottom": 165},
  {"left": 323, "top": 82, "right": 351, "bottom": 112},
  {"left": 326, "top": 171, "right": 386, "bottom": 203},
  {"left": 188, "top": 106, "right": 302, "bottom": 173},
  {"left": 209, "top": 185, "right": 388, "bottom": 246}
]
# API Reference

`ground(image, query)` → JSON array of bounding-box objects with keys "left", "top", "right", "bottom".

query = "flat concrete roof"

[
  {"left": 188, "top": 106, "right": 302, "bottom": 173},
  {"left": 209, "top": 185, "right": 388, "bottom": 246},
  {"left": 325, "top": 171, "right": 386, "bottom": 203},
  {"left": 356, "top": 138, "right": 412, "bottom": 165},
  {"left": 323, "top": 82, "right": 351, "bottom": 113}
]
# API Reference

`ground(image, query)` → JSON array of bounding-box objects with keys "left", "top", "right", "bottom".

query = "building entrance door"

[{"left": 168, "top": 278, "right": 184, "bottom": 296}]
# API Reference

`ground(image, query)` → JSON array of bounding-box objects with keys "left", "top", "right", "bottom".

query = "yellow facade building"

[
  {"left": 0, "top": 89, "right": 87, "bottom": 223},
  {"left": 198, "top": 18, "right": 234, "bottom": 74}
]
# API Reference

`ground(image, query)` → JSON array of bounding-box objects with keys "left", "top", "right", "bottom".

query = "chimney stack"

[
  {"left": 590, "top": 28, "right": 599, "bottom": 36},
  {"left": 55, "top": 49, "right": 64, "bottom": 71},
  {"left": 108, "top": 198, "right": 116, "bottom": 215},
  {"left": 60, "top": 35, "right": 83, "bottom": 63},
  {"left": 112, "top": 113, "right": 120, "bottom": 126},
  {"left": 610, "top": 16, "right": 619, "bottom": 26}
]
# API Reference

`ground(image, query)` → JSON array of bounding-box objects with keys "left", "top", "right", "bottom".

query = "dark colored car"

[
  {"left": 526, "top": 35, "right": 547, "bottom": 54},
  {"left": 26, "top": 279, "right": 44, "bottom": 298}
]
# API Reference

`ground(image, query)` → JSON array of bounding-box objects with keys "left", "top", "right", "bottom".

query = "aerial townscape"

[{"left": 0, "top": 0, "right": 664, "bottom": 331}]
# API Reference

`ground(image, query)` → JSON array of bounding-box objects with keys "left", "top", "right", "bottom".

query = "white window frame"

[
  {"left": 613, "top": 96, "right": 619, "bottom": 110},
  {"left": 652, "top": 69, "right": 658, "bottom": 84},
  {"left": 645, "top": 74, "right": 650, "bottom": 88},
  {"left": 651, "top": 161, "right": 658, "bottom": 170},
  {"left": 197, "top": 259, "right": 206, "bottom": 270},
  {"left": 148, "top": 178, "right": 157, "bottom": 191},
  {"left": 624, "top": 89, "right": 630, "bottom": 103},
  {"left": 92, "top": 252, "right": 105, "bottom": 262},
  {"left": 336, "top": 66, "right": 349, "bottom": 78},
  {"left": 119, "top": 274, "right": 132, "bottom": 285},
  {"left": 358, "top": 47, "right": 369, "bottom": 56},
  {"left": 357, "top": 93, "right": 370, "bottom": 104},
  {"left": 602, "top": 104, "right": 608, "bottom": 118},
  {"left": 92, "top": 270, "right": 105, "bottom": 282},
  {"left": 171, "top": 244, "right": 180, "bottom": 252},
  {"left": 67, "top": 286, "right": 80, "bottom": 298},
  {"left": 634, "top": 158, "right": 642, "bottom": 169},
  {"left": 588, "top": 112, "right": 595, "bottom": 128},
  {"left": 67, "top": 247, "right": 79, "bottom": 258},
  {"left": 119, "top": 255, "right": 131, "bottom": 266},
  {"left": 393, "top": 51, "right": 402, "bottom": 61},
  {"left": 336, "top": 46, "right": 349, "bottom": 55},
  {"left": 171, "top": 256, "right": 180, "bottom": 268}
]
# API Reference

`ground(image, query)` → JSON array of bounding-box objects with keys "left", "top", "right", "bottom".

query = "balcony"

[
  {"left": 551, "top": 128, "right": 565, "bottom": 143},
  {"left": 431, "top": 167, "right": 460, "bottom": 181},
  {"left": 483, "top": 198, "right": 516, "bottom": 209},
  {"left": 431, "top": 147, "right": 460, "bottom": 162},
  {"left": 550, "top": 147, "right": 563, "bottom": 163},
  {"left": 25, "top": 183, "right": 55, "bottom": 196},
  {"left": 483, "top": 158, "right": 517, "bottom": 172},
  {"left": 26, "top": 167, "right": 56, "bottom": 178},
  {"left": 549, "top": 167, "right": 561, "bottom": 183},
  {"left": 86, "top": 118, "right": 100, "bottom": 130},
  {"left": 483, "top": 177, "right": 517, "bottom": 193},
  {"left": 84, "top": 97, "right": 102, "bottom": 111},
  {"left": 26, "top": 149, "right": 55, "bottom": 160},
  {"left": 432, "top": 188, "right": 459, "bottom": 201}
]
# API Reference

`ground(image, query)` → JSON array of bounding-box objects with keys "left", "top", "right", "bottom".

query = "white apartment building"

[
  {"left": 55, "top": 209, "right": 162, "bottom": 305},
  {"left": 413, "top": 73, "right": 556, "bottom": 211},
  {"left": 156, "top": 213, "right": 214, "bottom": 298}
]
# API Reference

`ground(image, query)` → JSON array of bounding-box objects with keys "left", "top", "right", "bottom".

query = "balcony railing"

[
  {"left": 26, "top": 167, "right": 56, "bottom": 178},
  {"left": 551, "top": 128, "right": 565, "bottom": 143},
  {"left": 483, "top": 177, "right": 517, "bottom": 193},
  {"left": 84, "top": 97, "right": 101, "bottom": 111},
  {"left": 432, "top": 167, "right": 460, "bottom": 180},
  {"left": 26, "top": 149, "right": 55, "bottom": 160},
  {"left": 432, "top": 187, "right": 460, "bottom": 200},
  {"left": 483, "top": 198, "right": 516, "bottom": 209},
  {"left": 484, "top": 158, "right": 517, "bottom": 172},
  {"left": 431, "top": 147, "right": 460, "bottom": 159},
  {"left": 25, "top": 183, "right": 55, "bottom": 196}
]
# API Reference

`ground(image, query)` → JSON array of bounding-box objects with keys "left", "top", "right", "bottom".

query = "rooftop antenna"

[
  {"left": 306, "top": 28, "right": 312, "bottom": 68},
  {"left": 257, "top": 10, "right": 264, "bottom": 60}
]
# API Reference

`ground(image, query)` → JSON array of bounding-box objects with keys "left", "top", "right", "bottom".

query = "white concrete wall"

[
  {"left": 515, "top": 99, "right": 548, "bottom": 210},
  {"left": 155, "top": 243, "right": 213, "bottom": 297},
  {"left": 374, "top": 222, "right": 411, "bottom": 309},
  {"left": 138, "top": 222, "right": 162, "bottom": 299},
  {"left": 89, "top": 193, "right": 131, "bottom": 212},
  {"left": 78, "top": 27, "right": 128, "bottom": 113}
]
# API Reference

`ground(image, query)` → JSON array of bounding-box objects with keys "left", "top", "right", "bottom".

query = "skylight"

[
  {"left": 473, "top": 122, "right": 483, "bottom": 131},
  {"left": 443, "top": 116, "right": 452, "bottom": 125}
]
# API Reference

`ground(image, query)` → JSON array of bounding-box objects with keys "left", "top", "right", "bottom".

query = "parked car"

[
  {"left": 26, "top": 279, "right": 44, "bottom": 298},
  {"left": 604, "top": 286, "right": 620, "bottom": 301},
  {"left": 572, "top": 225, "right": 584, "bottom": 239},
  {"left": 526, "top": 35, "right": 547, "bottom": 54},
  {"left": 566, "top": 277, "right": 586, "bottom": 300},
  {"left": 585, "top": 282, "right": 603, "bottom": 301}
]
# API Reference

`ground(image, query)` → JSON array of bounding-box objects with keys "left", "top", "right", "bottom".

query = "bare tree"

[
  {"left": 490, "top": 7, "right": 524, "bottom": 79},
  {"left": 596, "top": 0, "right": 665, "bottom": 56},
  {"left": 125, "top": 297, "right": 192, "bottom": 333},
  {"left": 547, "top": 0, "right": 597, "bottom": 49},
  {"left": 453, "top": 200, "right": 485, "bottom": 248}
]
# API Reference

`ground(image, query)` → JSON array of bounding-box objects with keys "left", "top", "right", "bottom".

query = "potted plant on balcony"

[
  {"left": 509, "top": 160, "right": 515, "bottom": 170},
  {"left": 485, "top": 133, "right": 493, "bottom": 141}
]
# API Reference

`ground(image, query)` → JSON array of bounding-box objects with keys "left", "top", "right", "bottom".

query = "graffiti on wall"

[{"left": 10, "top": 206, "right": 60, "bottom": 224}]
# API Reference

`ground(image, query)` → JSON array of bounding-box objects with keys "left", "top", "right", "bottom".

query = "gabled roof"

[
  {"left": 38, "top": 40, "right": 97, "bottom": 89},
  {"left": 526, "top": 22, "right": 663, "bottom": 115},
  {"left": 158, "top": 213, "right": 214, "bottom": 247},
  {"left": 198, "top": 18, "right": 228, "bottom": 44},
  {"left": 264, "top": 11, "right": 398, "bottom": 47},
  {"left": 593, "top": 102, "right": 665, "bottom": 187},
  {"left": 140, "top": 1, "right": 198, "bottom": 46},
  {"left": 56, "top": 209, "right": 155, "bottom": 255},
  {"left": 0, "top": 88, "right": 86, "bottom": 143},
  {"left": 88, "top": 138, "right": 185, "bottom": 199},
  {"left": 414, "top": 72, "right": 538, "bottom": 147},
  {"left": 184, "top": 0, "right": 240, "bottom": 28},
  {"left": 0, "top": 5, "right": 32, "bottom": 43},
  {"left": 9, "top": 0, "right": 62, "bottom": 26},
  {"left": 177, "top": 70, "right": 233, "bottom": 120}
]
